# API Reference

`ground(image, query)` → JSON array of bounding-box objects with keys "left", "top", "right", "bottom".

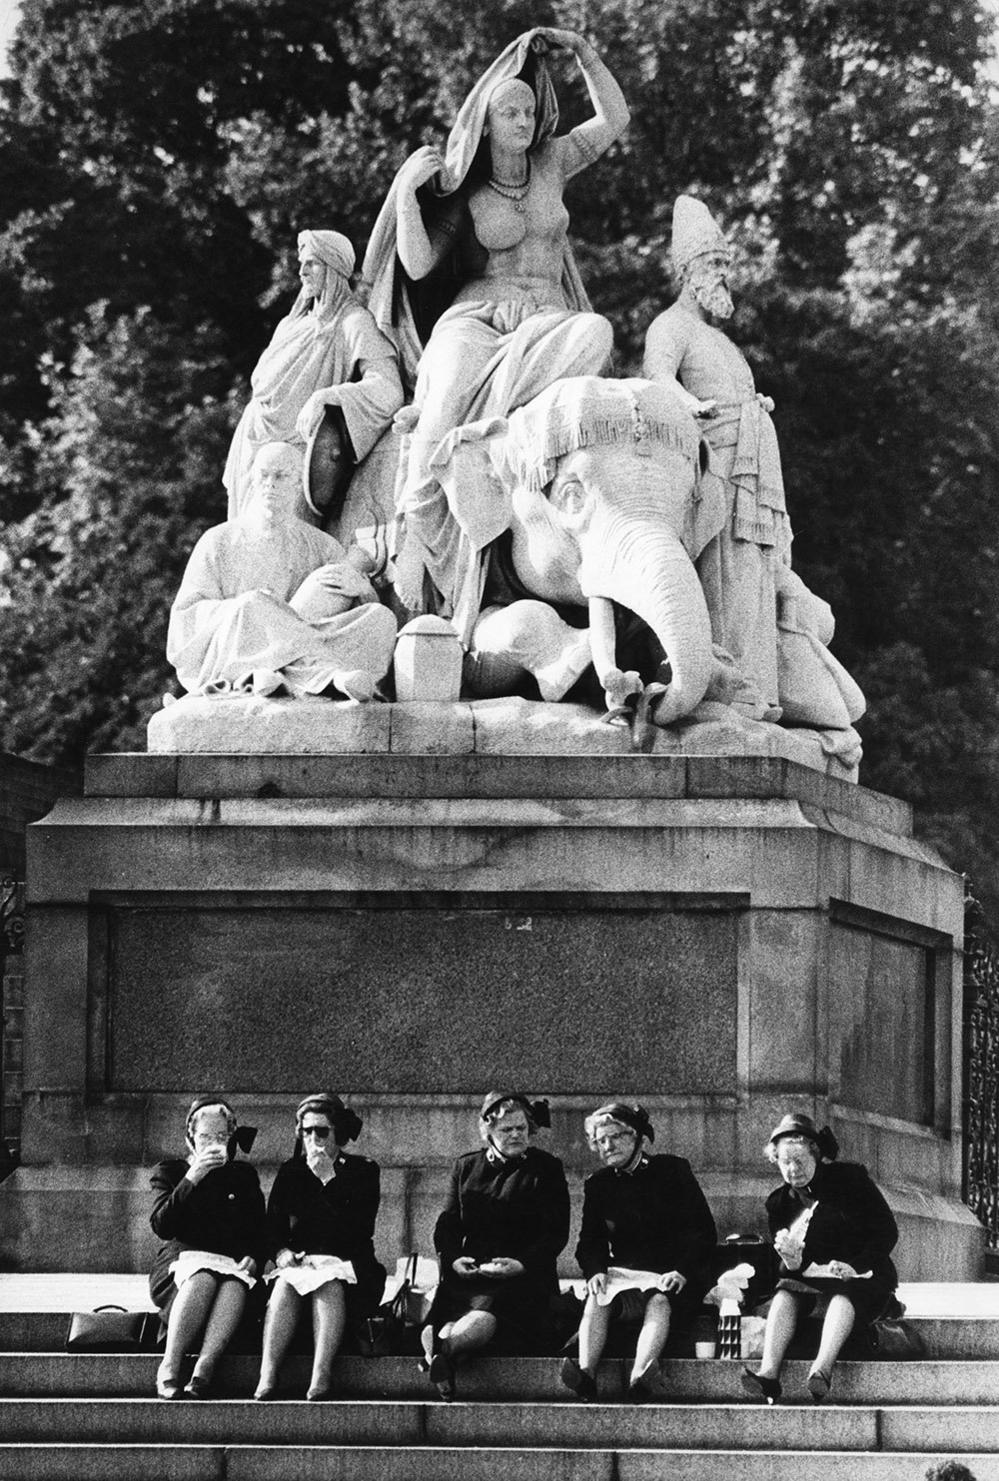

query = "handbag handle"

[
  {"left": 92, "top": 1304, "right": 128, "bottom": 1314},
  {"left": 405, "top": 1251, "right": 418, "bottom": 1288}
]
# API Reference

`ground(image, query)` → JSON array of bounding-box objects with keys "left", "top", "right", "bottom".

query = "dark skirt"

[
  {"left": 606, "top": 1282, "right": 703, "bottom": 1330},
  {"left": 775, "top": 1273, "right": 895, "bottom": 1326},
  {"left": 428, "top": 1273, "right": 557, "bottom": 1353}
]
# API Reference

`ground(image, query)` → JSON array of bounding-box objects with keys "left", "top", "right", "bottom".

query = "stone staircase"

[{"left": 1, "top": 1281, "right": 998, "bottom": 1480}]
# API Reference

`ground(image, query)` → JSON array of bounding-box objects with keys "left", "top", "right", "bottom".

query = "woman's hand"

[
  {"left": 452, "top": 1255, "right": 479, "bottom": 1279},
  {"left": 827, "top": 1260, "right": 859, "bottom": 1281},
  {"left": 397, "top": 144, "right": 445, "bottom": 197},
  {"left": 477, "top": 1256, "right": 525, "bottom": 1280},
  {"left": 186, "top": 1144, "right": 227, "bottom": 1185},
  {"left": 275, "top": 1248, "right": 302, "bottom": 1270},
  {"left": 774, "top": 1228, "right": 803, "bottom": 1269},
  {"left": 586, "top": 1272, "right": 607, "bottom": 1297},
  {"left": 657, "top": 1270, "right": 687, "bottom": 1295},
  {"left": 237, "top": 1256, "right": 257, "bottom": 1277}
]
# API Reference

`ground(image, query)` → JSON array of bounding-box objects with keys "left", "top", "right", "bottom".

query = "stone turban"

[
  {"left": 671, "top": 194, "right": 732, "bottom": 276},
  {"left": 297, "top": 229, "right": 356, "bottom": 280}
]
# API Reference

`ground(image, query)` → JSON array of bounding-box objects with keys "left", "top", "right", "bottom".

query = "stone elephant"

[{"left": 420, "top": 375, "right": 717, "bottom": 726}]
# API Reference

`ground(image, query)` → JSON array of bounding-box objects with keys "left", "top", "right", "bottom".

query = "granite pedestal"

[{"left": 0, "top": 722, "right": 980, "bottom": 1279}]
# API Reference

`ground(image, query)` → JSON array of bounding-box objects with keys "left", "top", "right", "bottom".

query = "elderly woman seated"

[
  {"left": 421, "top": 1091, "right": 569, "bottom": 1399},
  {"left": 254, "top": 1093, "right": 385, "bottom": 1401},
  {"left": 149, "top": 1096, "right": 266, "bottom": 1399},
  {"left": 742, "top": 1111, "right": 899, "bottom": 1403},
  {"left": 562, "top": 1101, "right": 717, "bottom": 1402}
]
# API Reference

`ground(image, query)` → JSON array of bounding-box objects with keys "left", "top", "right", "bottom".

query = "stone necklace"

[{"left": 488, "top": 161, "right": 531, "bottom": 214}]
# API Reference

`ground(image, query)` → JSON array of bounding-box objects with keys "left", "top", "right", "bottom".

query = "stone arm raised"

[
  {"left": 539, "top": 29, "right": 630, "bottom": 180},
  {"left": 395, "top": 148, "right": 466, "bottom": 282}
]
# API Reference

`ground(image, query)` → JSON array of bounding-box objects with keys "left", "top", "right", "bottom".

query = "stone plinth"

[
  {"left": 2, "top": 749, "right": 979, "bottom": 1279},
  {"left": 148, "top": 694, "right": 861, "bottom": 780}
]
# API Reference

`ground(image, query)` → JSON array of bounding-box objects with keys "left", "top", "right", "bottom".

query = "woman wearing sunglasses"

[{"left": 253, "top": 1093, "right": 385, "bottom": 1400}]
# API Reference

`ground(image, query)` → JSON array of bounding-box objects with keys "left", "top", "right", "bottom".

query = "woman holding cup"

[{"left": 149, "top": 1096, "right": 265, "bottom": 1399}]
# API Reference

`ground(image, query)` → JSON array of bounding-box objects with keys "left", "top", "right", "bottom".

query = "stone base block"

[{"left": 148, "top": 695, "right": 859, "bottom": 778}]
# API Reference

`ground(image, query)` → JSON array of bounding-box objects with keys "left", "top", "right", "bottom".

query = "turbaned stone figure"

[
  {"left": 223, "top": 230, "right": 404, "bottom": 521},
  {"left": 644, "top": 196, "right": 864, "bottom": 750},
  {"left": 169, "top": 442, "right": 397, "bottom": 702}
]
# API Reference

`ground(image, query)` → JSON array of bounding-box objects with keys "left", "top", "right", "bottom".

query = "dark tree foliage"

[{"left": 0, "top": 0, "right": 997, "bottom": 911}]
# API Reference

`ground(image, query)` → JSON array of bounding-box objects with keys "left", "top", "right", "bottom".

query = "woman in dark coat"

[
  {"left": 742, "top": 1111, "right": 899, "bottom": 1403},
  {"left": 254, "top": 1093, "right": 385, "bottom": 1401},
  {"left": 149, "top": 1095, "right": 266, "bottom": 1399},
  {"left": 563, "top": 1101, "right": 717, "bottom": 1402},
  {"left": 423, "top": 1090, "right": 570, "bottom": 1399}
]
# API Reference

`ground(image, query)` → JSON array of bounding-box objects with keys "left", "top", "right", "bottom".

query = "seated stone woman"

[
  {"left": 563, "top": 1101, "right": 717, "bottom": 1402},
  {"left": 364, "top": 27, "right": 628, "bottom": 625},
  {"left": 421, "top": 1091, "right": 569, "bottom": 1400}
]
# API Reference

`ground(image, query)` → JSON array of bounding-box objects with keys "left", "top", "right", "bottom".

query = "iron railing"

[{"left": 963, "top": 884, "right": 999, "bottom": 1256}]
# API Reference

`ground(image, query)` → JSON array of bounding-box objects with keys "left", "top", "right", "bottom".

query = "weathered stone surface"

[
  {"left": 17, "top": 749, "right": 973, "bottom": 1280},
  {"left": 146, "top": 695, "right": 860, "bottom": 778},
  {"left": 148, "top": 695, "right": 392, "bottom": 755}
]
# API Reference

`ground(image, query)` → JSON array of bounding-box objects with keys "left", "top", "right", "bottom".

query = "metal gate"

[{"left": 963, "top": 885, "right": 999, "bottom": 1259}]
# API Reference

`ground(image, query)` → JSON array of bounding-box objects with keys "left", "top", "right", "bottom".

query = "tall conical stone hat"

[{"left": 671, "top": 194, "right": 732, "bottom": 275}]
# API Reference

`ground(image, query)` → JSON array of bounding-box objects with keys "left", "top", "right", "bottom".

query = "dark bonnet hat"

[
  {"left": 592, "top": 1102, "right": 655, "bottom": 1144},
  {"left": 295, "top": 1093, "right": 362, "bottom": 1146},
  {"left": 768, "top": 1111, "right": 838, "bottom": 1161},
  {"left": 185, "top": 1095, "right": 257, "bottom": 1155},
  {"left": 479, "top": 1092, "right": 551, "bottom": 1130}
]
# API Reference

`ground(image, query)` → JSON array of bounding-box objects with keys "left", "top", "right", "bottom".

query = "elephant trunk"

[{"left": 578, "top": 518, "right": 714, "bottom": 724}]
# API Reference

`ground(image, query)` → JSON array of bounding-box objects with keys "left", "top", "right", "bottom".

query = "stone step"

[
  {"left": 0, "top": 1448, "right": 997, "bottom": 1481},
  {"left": 1, "top": 1354, "right": 998, "bottom": 1405},
  {"left": 1, "top": 1395, "right": 999, "bottom": 1452}
]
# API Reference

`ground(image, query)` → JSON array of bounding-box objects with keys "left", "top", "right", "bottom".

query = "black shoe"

[
  {"left": 559, "top": 1356, "right": 597, "bottom": 1402},
  {"left": 252, "top": 1386, "right": 277, "bottom": 1401},
  {"left": 428, "top": 1351, "right": 456, "bottom": 1401},
  {"left": 740, "top": 1366, "right": 781, "bottom": 1404},
  {"left": 182, "top": 1374, "right": 214, "bottom": 1400},
  {"left": 306, "top": 1383, "right": 333, "bottom": 1402},
  {"left": 627, "top": 1371, "right": 661, "bottom": 1404},
  {"left": 807, "top": 1368, "right": 832, "bottom": 1401}
]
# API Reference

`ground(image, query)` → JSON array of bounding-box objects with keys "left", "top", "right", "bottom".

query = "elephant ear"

[{"left": 428, "top": 416, "right": 514, "bottom": 551}]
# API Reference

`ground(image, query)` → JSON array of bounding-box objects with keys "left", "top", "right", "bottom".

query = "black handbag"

[
  {"left": 867, "top": 1313, "right": 926, "bottom": 1359},
  {"left": 66, "top": 1304, "right": 153, "bottom": 1353},
  {"left": 358, "top": 1253, "right": 433, "bottom": 1357}
]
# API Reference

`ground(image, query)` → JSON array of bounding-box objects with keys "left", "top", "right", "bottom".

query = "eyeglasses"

[{"left": 301, "top": 1125, "right": 331, "bottom": 1140}]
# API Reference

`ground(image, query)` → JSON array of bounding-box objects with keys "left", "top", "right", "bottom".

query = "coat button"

[{"left": 228, "top": 1193, "right": 235, "bottom": 1201}]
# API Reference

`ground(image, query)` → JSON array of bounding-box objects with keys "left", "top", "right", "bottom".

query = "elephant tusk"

[{"left": 601, "top": 703, "right": 635, "bottom": 728}]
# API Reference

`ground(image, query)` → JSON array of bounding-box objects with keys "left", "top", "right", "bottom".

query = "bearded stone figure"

[{"left": 643, "top": 196, "right": 864, "bottom": 744}]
